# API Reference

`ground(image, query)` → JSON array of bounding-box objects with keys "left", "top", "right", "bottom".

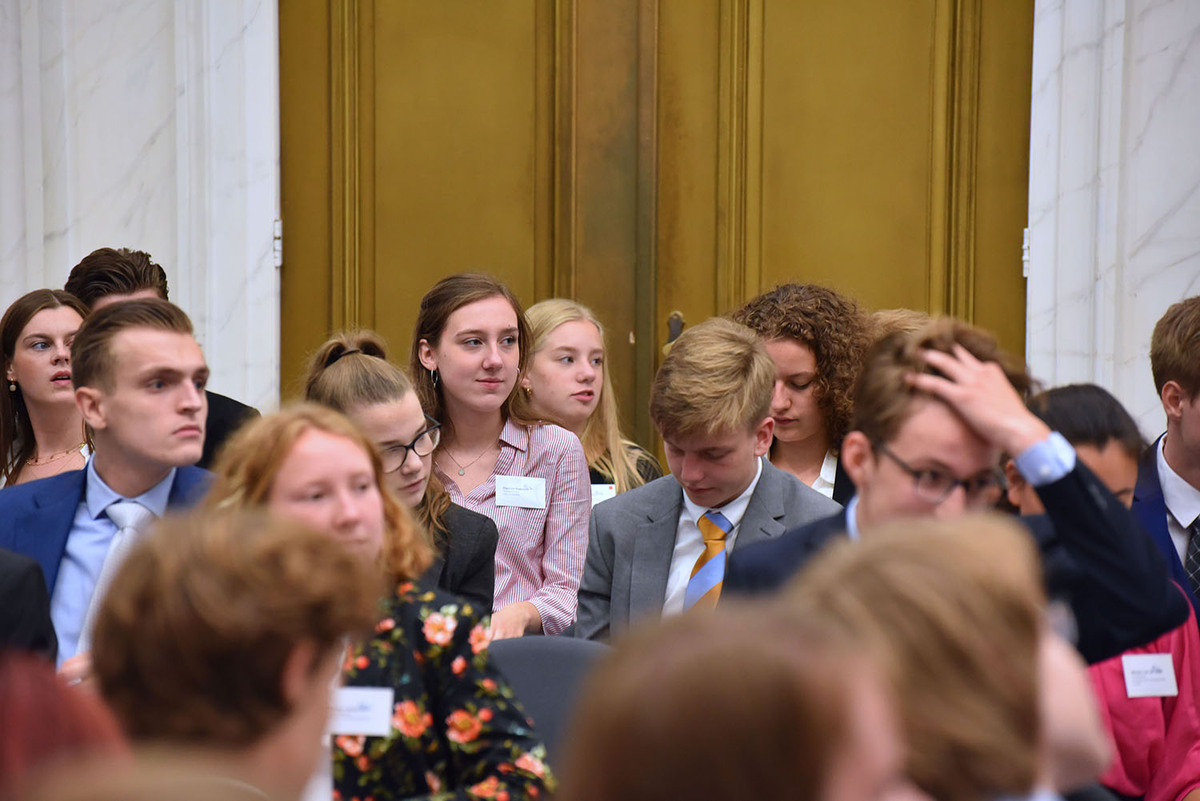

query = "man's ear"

[
  {"left": 1162, "top": 380, "right": 1187, "bottom": 422},
  {"left": 280, "top": 639, "right": 321, "bottom": 709},
  {"left": 1003, "top": 458, "right": 1025, "bottom": 507},
  {"left": 75, "top": 386, "right": 107, "bottom": 431},
  {"left": 752, "top": 416, "right": 775, "bottom": 457},
  {"left": 417, "top": 340, "right": 438, "bottom": 373},
  {"left": 839, "top": 431, "right": 873, "bottom": 490}
]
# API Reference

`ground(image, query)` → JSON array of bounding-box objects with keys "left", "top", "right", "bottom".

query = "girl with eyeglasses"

[{"left": 305, "top": 330, "right": 497, "bottom": 612}]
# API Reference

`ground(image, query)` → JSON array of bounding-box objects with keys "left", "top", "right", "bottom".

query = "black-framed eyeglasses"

[
  {"left": 379, "top": 415, "right": 441, "bottom": 473},
  {"left": 873, "top": 441, "right": 1005, "bottom": 506}
]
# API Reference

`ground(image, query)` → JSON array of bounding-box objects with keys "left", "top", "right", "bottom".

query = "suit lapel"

[
  {"left": 21, "top": 471, "right": 87, "bottom": 591},
  {"left": 627, "top": 481, "right": 684, "bottom": 617},
  {"left": 168, "top": 466, "right": 213, "bottom": 509},
  {"left": 1133, "top": 437, "right": 1169, "bottom": 539},
  {"left": 733, "top": 460, "right": 787, "bottom": 550}
]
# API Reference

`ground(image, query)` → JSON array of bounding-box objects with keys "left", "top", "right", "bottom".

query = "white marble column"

[
  {"left": 0, "top": 0, "right": 280, "bottom": 409},
  {"left": 1028, "top": 0, "right": 1200, "bottom": 437}
]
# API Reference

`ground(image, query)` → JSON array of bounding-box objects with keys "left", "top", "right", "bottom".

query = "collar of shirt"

[
  {"left": 679, "top": 457, "right": 764, "bottom": 538},
  {"left": 499, "top": 417, "right": 528, "bottom": 453},
  {"left": 1158, "top": 435, "right": 1200, "bottom": 529},
  {"left": 83, "top": 455, "right": 177, "bottom": 520},
  {"left": 809, "top": 449, "right": 838, "bottom": 498},
  {"left": 844, "top": 495, "right": 862, "bottom": 541}
]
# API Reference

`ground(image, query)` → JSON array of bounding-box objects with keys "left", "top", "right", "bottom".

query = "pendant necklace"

[{"left": 443, "top": 443, "right": 495, "bottom": 477}]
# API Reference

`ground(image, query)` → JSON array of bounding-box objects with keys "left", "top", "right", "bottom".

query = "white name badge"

[
  {"left": 329, "top": 687, "right": 394, "bottom": 736},
  {"left": 591, "top": 483, "right": 617, "bottom": 506},
  {"left": 1122, "top": 654, "right": 1178, "bottom": 698},
  {"left": 495, "top": 475, "right": 546, "bottom": 509}
]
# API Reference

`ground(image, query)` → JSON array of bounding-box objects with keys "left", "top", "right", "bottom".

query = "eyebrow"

[
  {"left": 456, "top": 327, "right": 519, "bottom": 338},
  {"left": 21, "top": 330, "right": 74, "bottom": 344},
  {"left": 136, "top": 365, "right": 210, "bottom": 380}
]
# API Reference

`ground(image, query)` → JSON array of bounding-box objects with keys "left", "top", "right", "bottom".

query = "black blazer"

[
  {"left": 0, "top": 547, "right": 57, "bottom": 660},
  {"left": 420, "top": 503, "right": 498, "bottom": 614},
  {"left": 200, "top": 390, "right": 260, "bottom": 470},
  {"left": 726, "top": 461, "right": 1189, "bottom": 665}
]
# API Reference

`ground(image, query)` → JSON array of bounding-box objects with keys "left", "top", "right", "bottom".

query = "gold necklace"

[
  {"left": 28, "top": 442, "right": 86, "bottom": 466},
  {"left": 441, "top": 442, "right": 496, "bottom": 476}
]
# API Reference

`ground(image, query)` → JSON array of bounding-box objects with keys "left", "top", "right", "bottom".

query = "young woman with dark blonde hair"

[{"left": 514, "top": 299, "right": 660, "bottom": 501}]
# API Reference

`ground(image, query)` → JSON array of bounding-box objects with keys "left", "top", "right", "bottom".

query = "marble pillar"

[
  {"left": 0, "top": 0, "right": 280, "bottom": 409},
  {"left": 1028, "top": 0, "right": 1200, "bottom": 436}
]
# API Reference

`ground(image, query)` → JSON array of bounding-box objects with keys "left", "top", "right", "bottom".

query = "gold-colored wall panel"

[
  {"left": 371, "top": 1, "right": 554, "bottom": 355},
  {"left": 759, "top": 0, "right": 939, "bottom": 312}
]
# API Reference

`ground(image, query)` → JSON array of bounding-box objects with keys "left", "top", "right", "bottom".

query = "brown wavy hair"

[
  {"left": 304, "top": 330, "right": 452, "bottom": 546},
  {"left": 853, "top": 316, "right": 1035, "bottom": 445},
  {"left": 1, "top": 289, "right": 91, "bottom": 484},
  {"left": 732, "top": 284, "right": 871, "bottom": 453},
  {"left": 93, "top": 509, "right": 379, "bottom": 746},
  {"left": 788, "top": 514, "right": 1044, "bottom": 801},
  {"left": 204, "top": 403, "right": 434, "bottom": 581}
]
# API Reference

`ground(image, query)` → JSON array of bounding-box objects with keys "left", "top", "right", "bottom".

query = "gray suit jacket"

[{"left": 573, "top": 458, "right": 842, "bottom": 641}]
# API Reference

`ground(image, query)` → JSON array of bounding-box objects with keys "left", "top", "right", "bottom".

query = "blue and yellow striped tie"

[{"left": 684, "top": 511, "right": 732, "bottom": 610}]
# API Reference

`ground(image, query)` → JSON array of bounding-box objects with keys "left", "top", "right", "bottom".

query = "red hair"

[{"left": 0, "top": 652, "right": 128, "bottom": 795}]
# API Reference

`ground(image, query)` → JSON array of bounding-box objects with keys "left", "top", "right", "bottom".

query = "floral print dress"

[{"left": 333, "top": 581, "right": 553, "bottom": 801}]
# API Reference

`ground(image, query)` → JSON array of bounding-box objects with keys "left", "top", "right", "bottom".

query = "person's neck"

[
  {"left": 771, "top": 433, "right": 830, "bottom": 485},
  {"left": 24, "top": 399, "right": 85, "bottom": 458},
  {"left": 444, "top": 400, "right": 505, "bottom": 452},
  {"left": 195, "top": 743, "right": 286, "bottom": 800},
  {"left": 1163, "top": 426, "right": 1200, "bottom": 491},
  {"left": 91, "top": 446, "right": 173, "bottom": 499}
]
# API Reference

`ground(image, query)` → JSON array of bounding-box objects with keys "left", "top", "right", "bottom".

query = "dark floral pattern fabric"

[{"left": 333, "top": 581, "right": 553, "bottom": 801}]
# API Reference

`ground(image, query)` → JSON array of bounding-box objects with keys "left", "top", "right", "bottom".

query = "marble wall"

[
  {"left": 0, "top": 0, "right": 280, "bottom": 410},
  {"left": 1028, "top": 0, "right": 1200, "bottom": 437}
]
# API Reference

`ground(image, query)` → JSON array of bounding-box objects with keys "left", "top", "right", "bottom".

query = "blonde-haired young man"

[{"left": 573, "top": 317, "right": 840, "bottom": 641}]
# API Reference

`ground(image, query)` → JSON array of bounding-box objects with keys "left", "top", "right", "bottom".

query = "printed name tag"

[
  {"left": 1122, "top": 654, "right": 1178, "bottom": 698},
  {"left": 591, "top": 483, "right": 617, "bottom": 506},
  {"left": 495, "top": 475, "right": 546, "bottom": 509},
  {"left": 329, "top": 687, "right": 394, "bottom": 736}
]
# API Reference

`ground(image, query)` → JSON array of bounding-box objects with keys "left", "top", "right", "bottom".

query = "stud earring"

[{"left": 7, "top": 381, "right": 14, "bottom": 392}]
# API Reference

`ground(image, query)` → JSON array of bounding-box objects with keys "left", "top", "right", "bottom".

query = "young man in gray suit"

[{"left": 573, "top": 317, "right": 840, "bottom": 641}]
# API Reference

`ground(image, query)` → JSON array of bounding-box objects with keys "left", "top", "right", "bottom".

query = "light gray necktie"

[{"left": 76, "top": 500, "right": 156, "bottom": 653}]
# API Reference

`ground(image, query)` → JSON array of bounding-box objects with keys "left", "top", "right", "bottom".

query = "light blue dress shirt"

[{"left": 49, "top": 457, "right": 176, "bottom": 665}]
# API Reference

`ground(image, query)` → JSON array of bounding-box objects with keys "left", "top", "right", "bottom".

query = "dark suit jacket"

[
  {"left": 0, "top": 547, "right": 57, "bottom": 659},
  {"left": 0, "top": 465, "right": 212, "bottom": 593},
  {"left": 421, "top": 502, "right": 498, "bottom": 614},
  {"left": 200, "top": 390, "right": 260, "bottom": 470},
  {"left": 574, "top": 458, "right": 842, "bottom": 641},
  {"left": 726, "top": 461, "right": 1189, "bottom": 665},
  {"left": 1132, "top": 435, "right": 1200, "bottom": 611}
]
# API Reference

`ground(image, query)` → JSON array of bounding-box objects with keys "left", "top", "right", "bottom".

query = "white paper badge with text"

[
  {"left": 495, "top": 475, "right": 546, "bottom": 509},
  {"left": 591, "top": 484, "right": 617, "bottom": 506},
  {"left": 329, "top": 687, "right": 395, "bottom": 736},
  {"left": 1121, "top": 653, "right": 1178, "bottom": 698}
]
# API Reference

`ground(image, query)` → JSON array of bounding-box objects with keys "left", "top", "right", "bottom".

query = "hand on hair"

[
  {"left": 488, "top": 601, "right": 542, "bottom": 641},
  {"left": 58, "top": 651, "right": 95, "bottom": 692},
  {"left": 907, "top": 345, "right": 1050, "bottom": 456}
]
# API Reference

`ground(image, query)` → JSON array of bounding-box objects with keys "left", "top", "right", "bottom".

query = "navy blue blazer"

[
  {"left": 726, "top": 460, "right": 1189, "bottom": 666},
  {"left": 1132, "top": 435, "right": 1200, "bottom": 612},
  {"left": 0, "top": 466, "right": 212, "bottom": 593}
]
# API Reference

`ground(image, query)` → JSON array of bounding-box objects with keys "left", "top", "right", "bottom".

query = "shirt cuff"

[{"left": 1013, "top": 431, "right": 1077, "bottom": 487}]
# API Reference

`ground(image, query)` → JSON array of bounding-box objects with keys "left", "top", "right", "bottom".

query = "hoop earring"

[{"left": 429, "top": 369, "right": 439, "bottom": 388}]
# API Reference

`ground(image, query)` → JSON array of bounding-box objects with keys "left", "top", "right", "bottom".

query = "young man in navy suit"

[
  {"left": 0, "top": 299, "right": 212, "bottom": 667},
  {"left": 573, "top": 318, "right": 840, "bottom": 641},
  {"left": 64, "top": 246, "right": 259, "bottom": 469},
  {"left": 726, "top": 317, "right": 1186, "bottom": 666},
  {"left": 1134, "top": 296, "right": 1200, "bottom": 609}
]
